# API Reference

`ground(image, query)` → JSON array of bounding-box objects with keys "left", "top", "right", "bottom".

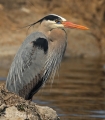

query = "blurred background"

[{"left": 0, "top": 0, "right": 105, "bottom": 120}]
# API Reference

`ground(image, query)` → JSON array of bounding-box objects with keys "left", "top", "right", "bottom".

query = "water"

[{"left": 0, "top": 56, "right": 105, "bottom": 120}]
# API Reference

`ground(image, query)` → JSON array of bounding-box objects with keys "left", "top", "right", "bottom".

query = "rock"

[
  {"left": 36, "top": 105, "right": 59, "bottom": 120},
  {"left": 5, "top": 106, "right": 28, "bottom": 120},
  {"left": 0, "top": 83, "right": 60, "bottom": 120}
]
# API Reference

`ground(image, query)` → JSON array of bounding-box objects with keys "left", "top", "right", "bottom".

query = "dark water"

[{"left": 0, "top": 57, "right": 105, "bottom": 120}]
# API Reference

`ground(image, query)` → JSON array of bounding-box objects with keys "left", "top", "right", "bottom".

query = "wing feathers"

[
  {"left": 6, "top": 32, "right": 48, "bottom": 99},
  {"left": 6, "top": 31, "right": 67, "bottom": 100}
]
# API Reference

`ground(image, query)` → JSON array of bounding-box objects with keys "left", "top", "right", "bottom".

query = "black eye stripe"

[
  {"left": 55, "top": 19, "right": 61, "bottom": 24},
  {"left": 55, "top": 19, "right": 59, "bottom": 22},
  {"left": 37, "top": 15, "right": 63, "bottom": 24},
  {"left": 55, "top": 19, "right": 61, "bottom": 22},
  {"left": 43, "top": 15, "right": 62, "bottom": 21}
]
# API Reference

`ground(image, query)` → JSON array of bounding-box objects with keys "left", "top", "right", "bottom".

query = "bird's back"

[{"left": 6, "top": 32, "right": 48, "bottom": 99}]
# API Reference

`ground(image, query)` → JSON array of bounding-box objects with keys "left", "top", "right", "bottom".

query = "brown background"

[{"left": 0, "top": 0, "right": 105, "bottom": 58}]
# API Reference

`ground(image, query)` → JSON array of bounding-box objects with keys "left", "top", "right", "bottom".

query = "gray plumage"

[
  {"left": 6, "top": 14, "right": 87, "bottom": 100},
  {"left": 6, "top": 29, "right": 67, "bottom": 99}
]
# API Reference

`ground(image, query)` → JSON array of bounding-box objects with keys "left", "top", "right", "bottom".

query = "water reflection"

[{"left": 0, "top": 56, "right": 105, "bottom": 120}]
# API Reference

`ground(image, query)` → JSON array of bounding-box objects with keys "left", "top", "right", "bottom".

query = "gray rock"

[{"left": 0, "top": 83, "right": 60, "bottom": 120}]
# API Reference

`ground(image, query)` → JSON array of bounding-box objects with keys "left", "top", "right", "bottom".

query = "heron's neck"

[
  {"left": 38, "top": 27, "right": 50, "bottom": 37},
  {"left": 38, "top": 22, "right": 51, "bottom": 38}
]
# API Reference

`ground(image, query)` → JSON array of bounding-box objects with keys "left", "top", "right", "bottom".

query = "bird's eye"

[{"left": 55, "top": 19, "right": 61, "bottom": 24}]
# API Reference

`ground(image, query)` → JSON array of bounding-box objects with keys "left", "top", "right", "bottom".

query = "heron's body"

[
  {"left": 6, "top": 14, "right": 88, "bottom": 100},
  {"left": 6, "top": 29, "right": 67, "bottom": 100}
]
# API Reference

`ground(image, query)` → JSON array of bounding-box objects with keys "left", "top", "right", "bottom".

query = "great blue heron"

[{"left": 6, "top": 14, "right": 88, "bottom": 100}]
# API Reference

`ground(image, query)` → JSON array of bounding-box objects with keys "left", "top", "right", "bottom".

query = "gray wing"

[{"left": 6, "top": 32, "right": 48, "bottom": 99}]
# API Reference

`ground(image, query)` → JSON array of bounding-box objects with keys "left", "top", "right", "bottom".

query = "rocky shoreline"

[{"left": 0, "top": 83, "right": 59, "bottom": 120}]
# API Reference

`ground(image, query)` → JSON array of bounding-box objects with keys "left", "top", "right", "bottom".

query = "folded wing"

[{"left": 6, "top": 32, "right": 48, "bottom": 99}]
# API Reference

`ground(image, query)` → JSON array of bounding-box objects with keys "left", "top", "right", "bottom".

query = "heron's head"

[
  {"left": 27, "top": 14, "right": 88, "bottom": 31},
  {"left": 35, "top": 14, "right": 88, "bottom": 30}
]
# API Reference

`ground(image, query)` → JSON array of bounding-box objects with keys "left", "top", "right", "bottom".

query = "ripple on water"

[{"left": 0, "top": 57, "right": 105, "bottom": 120}]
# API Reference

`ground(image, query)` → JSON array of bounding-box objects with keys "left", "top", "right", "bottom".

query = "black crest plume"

[{"left": 23, "top": 14, "right": 61, "bottom": 30}]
